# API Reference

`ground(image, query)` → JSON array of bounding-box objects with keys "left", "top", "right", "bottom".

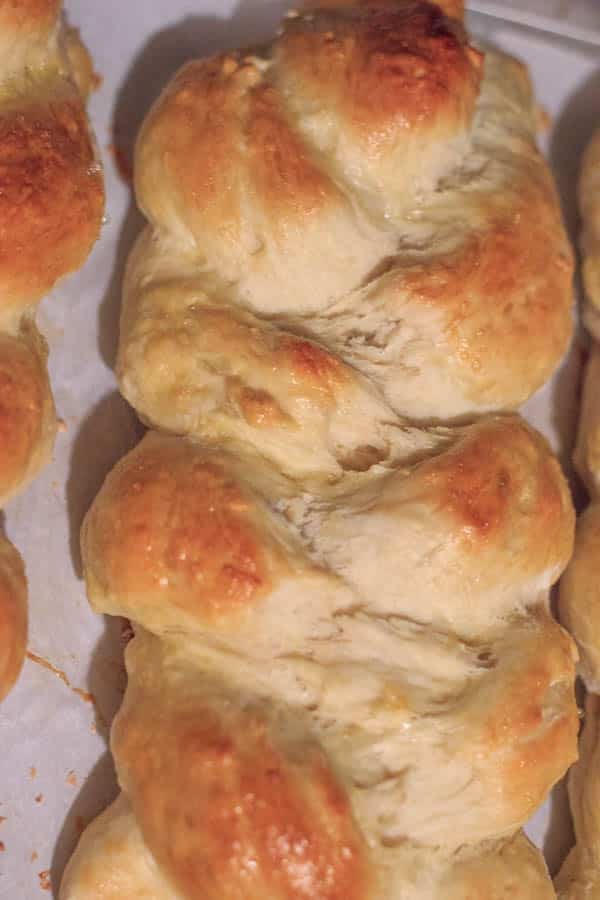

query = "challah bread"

[
  {"left": 555, "top": 129, "right": 600, "bottom": 900},
  {"left": 62, "top": 2, "right": 576, "bottom": 897},
  {"left": 0, "top": 0, "right": 103, "bottom": 699}
]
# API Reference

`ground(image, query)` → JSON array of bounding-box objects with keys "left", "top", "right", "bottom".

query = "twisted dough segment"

[
  {"left": 121, "top": 3, "right": 572, "bottom": 430},
  {"left": 556, "top": 130, "right": 600, "bottom": 900},
  {"left": 0, "top": 0, "right": 103, "bottom": 699},
  {"left": 63, "top": 2, "right": 575, "bottom": 898}
]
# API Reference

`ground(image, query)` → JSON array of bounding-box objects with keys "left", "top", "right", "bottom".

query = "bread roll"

[
  {"left": 555, "top": 128, "right": 600, "bottom": 900},
  {"left": 62, "top": 2, "right": 575, "bottom": 897},
  {"left": 0, "top": 0, "right": 103, "bottom": 700}
]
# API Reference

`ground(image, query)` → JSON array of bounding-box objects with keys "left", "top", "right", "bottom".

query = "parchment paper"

[{"left": 0, "top": 2, "right": 598, "bottom": 896}]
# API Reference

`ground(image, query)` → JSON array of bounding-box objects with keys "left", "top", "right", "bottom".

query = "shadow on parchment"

[{"left": 65, "top": 390, "right": 140, "bottom": 579}]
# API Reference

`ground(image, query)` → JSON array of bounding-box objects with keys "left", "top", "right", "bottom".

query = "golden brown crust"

[
  {"left": 113, "top": 644, "right": 370, "bottom": 900},
  {"left": 277, "top": 2, "right": 481, "bottom": 149},
  {"left": 401, "top": 174, "right": 572, "bottom": 410},
  {"left": 135, "top": 54, "right": 347, "bottom": 264},
  {"left": 0, "top": 94, "right": 103, "bottom": 312},
  {"left": 0, "top": 0, "right": 60, "bottom": 30},
  {"left": 0, "top": 532, "right": 27, "bottom": 701},
  {"left": 0, "top": 327, "right": 55, "bottom": 503},
  {"left": 82, "top": 435, "right": 285, "bottom": 628},
  {"left": 246, "top": 82, "right": 344, "bottom": 225},
  {"left": 62, "top": 813, "right": 555, "bottom": 900},
  {"left": 136, "top": 55, "right": 249, "bottom": 250},
  {"left": 478, "top": 613, "right": 577, "bottom": 825},
  {"left": 423, "top": 419, "right": 571, "bottom": 554}
]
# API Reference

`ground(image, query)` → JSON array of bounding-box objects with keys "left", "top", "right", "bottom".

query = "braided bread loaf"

[
  {"left": 62, "top": 2, "right": 577, "bottom": 897},
  {"left": 555, "top": 130, "right": 600, "bottom": 900},
  {"left": 0, "top": 0, "right": 103, "bottom": 700}
]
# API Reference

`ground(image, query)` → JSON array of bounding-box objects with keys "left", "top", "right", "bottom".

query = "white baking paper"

[{"left": 0, "top": 2, "right": 598, "bottom": 896}]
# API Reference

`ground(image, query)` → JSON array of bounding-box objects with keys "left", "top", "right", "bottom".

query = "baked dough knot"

[
  {"left": 0, "top": 0, "right": 103, "bottom": 700},
  {"left": 62, "top": 2, "right": 575, "bottom": 898}
]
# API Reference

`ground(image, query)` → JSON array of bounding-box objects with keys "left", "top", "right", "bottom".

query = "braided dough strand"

[
  {"left": 63, "top": 3, "right": 575, "bottom": 898},
  {"left": 0, "top": 0, "right": 103, "bottom": 700}
]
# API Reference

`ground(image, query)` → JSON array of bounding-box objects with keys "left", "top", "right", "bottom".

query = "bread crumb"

[
  {"left": 0, "top": 842, "right": 5, "bottom": 851},
  {"left": 29, "top": 767, "right": 37, "bottom": 779},
  {"left": 0, "top": 816, "right": 6, "bottom": 825},
  {"left": 34, "top": 794, "right": 43, "bottom": 804},
  {"left": 31, "top": 850, "right": 38, "bottom": 862},
  {"left": 57, "top": 419, "right": 67, "bottom": 433},
  {"left": 38, "top": 870, "right": 51, "bottom": 891},
  {"left": 26, "top": 651, "right": 101, "bottom": 719},
  {"left": 66, "top": 771, "right": 77, "bottom": 787}
]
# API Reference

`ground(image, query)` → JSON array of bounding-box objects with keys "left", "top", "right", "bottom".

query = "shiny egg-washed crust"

[
  {"left": 0, "top": 0, "right": 103, "bottom": 700},
  {"left": 556, "top": 130, "right": 600, "bottom": 899},
  {"left": 62, "top": 2, "right": 575, "bottom": 898}
]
